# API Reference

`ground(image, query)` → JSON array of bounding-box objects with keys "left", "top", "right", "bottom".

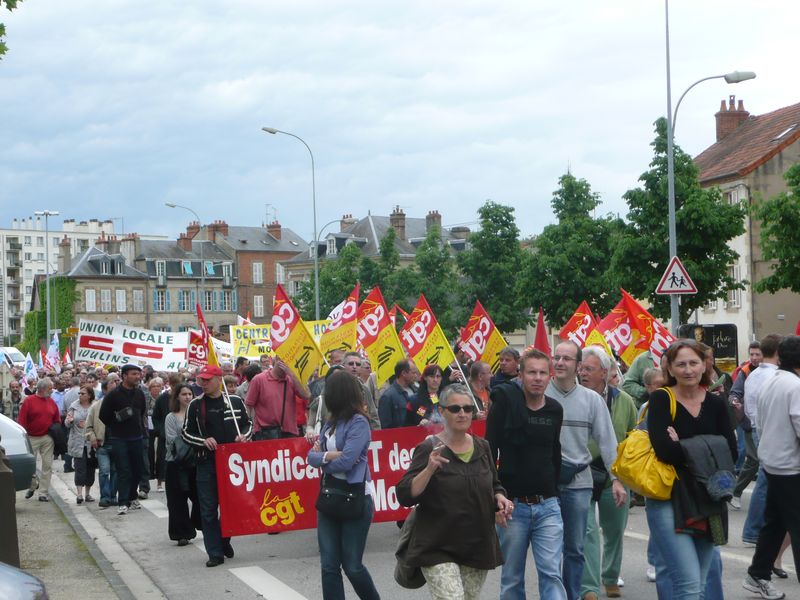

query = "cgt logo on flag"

[{"left": 259, "top": 489, "right": 305, "bottom": 527}]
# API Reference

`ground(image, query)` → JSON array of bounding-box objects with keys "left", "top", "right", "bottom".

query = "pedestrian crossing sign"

[{"left": 655, "top": 256, "right": 697, "bottom": 295}]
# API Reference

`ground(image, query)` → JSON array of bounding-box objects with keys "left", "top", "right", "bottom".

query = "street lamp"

[
  {"left": 165, "top": 203, "right": 205, "bottom": 305},
  {"left": 34, "top": 210, "right": 59, "bottom": 345},
  {"left": 663, "top": 0, "right": 755, "bottom": 334},
  {"left": 261, "top": 127, "right": 320, "bottom": 320}
]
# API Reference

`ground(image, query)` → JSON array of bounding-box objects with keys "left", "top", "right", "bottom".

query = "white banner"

[{"left": 76, "top": 319, "right": 189, "bottom": 371}]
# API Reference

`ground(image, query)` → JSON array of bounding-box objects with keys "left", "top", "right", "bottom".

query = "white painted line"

[
  {"left": 139, "top": 498, "right": 169, "bottom": 519},
  {"left": 50, "top": 473, "right": 167, "bottom": 599},
  {"left": 230, "top": 566, "right": 309, "bottom": 600}
]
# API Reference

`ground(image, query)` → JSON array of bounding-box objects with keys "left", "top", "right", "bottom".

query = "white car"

[
  {"left": 1, "top": 346, "right": 26, "bottom": 370},
  {"left": 0, "top": 413, "right": 36, "bottom": 491}
]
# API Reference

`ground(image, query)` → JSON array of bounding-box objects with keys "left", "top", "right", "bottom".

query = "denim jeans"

[
  {"left": 559, "top": 487, "right": 592, "bottom": 600},
  {"left": 316, "top": 498, "right": 380, "bottom": 600},
  {"left": 196, "top": 458, "right": 230, "bottom": 561},
  {"left": 735, "top": 424, "right": 746, "bottom": 472},
  {"left": 743, "top": 467, "right": 768, "bottom": 542},
  {"left": 109, "top": 437, "right": 144, "bottom": 506},
  {"left": 646, "top": 498, "right": 714, "bottom": 599},
  {"left": 97, "top": 442, "right": 117, "bottom": 504},
  {"left": 651, "top": 543, "right": 723, "bottom": 600},
  {"left": 497, "top": 497, "right": 566, "bottom": 600}
]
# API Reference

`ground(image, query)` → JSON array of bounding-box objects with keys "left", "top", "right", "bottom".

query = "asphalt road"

[{"left": 45, "top": 464, "right": 800, "bottom": 600}]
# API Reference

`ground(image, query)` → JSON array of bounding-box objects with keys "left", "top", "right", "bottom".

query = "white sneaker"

[
  {"left": 729, "top": 495, "right": 742, "bottom": 510},
  {"left": 617, "top": 577, "right": 624, "bottom": 587},
  {"left": 117, "top": 505, "right": 128, "bottom": 515},
  {"left": 743, "top": 574, "right": 785, "bottom": 599},
  {"left": 646, "top": 565, "right": 656, "bottom": 582},
  {"left": 130, "top": 500, "right": 142, "bottom": 510}
]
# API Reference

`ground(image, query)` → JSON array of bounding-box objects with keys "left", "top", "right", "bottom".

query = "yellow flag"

[
  {"left": 271, "top": 286, "right": 324, "bottom": 388},
  {"left": 357, "top": 287, "right": 406, "bottom": 387}
]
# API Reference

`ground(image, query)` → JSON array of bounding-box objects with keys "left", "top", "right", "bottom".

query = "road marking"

[
  {"left": 140, "top": 498, "right": 169, "bottom": 519},
  {"left": 230, "top": 566, "right": 309, "bottom": 600},
  {"left": 50, "top": 473, "right": 167, "bottom": 599}
]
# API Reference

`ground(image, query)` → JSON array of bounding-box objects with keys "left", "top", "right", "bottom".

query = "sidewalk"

[{"left": 16, "top": 480, "right": 119, "bottom": 600}]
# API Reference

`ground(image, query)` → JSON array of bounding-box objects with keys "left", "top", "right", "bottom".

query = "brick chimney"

[
  {"left": 206, "top": 220, "right": 229, "bottom": 243},
  {"left": 95, "top": 232, "right": 109, "bottom": 252},
  {"left": 178, "top": 232, "right": 193, "bottom": 252},
  {"left": 120, "top": 233, "right": 139, "bottom": 266},
  {"left": 389, "top": 206, "right": 406, "bottom": 241},
  {"left": 57, "top": 236, "right": 72, "bottom": 273},
  {"left": 107, "top": 234, "right": 121, "bottom": 255},
  {"left": 186, "top": 221, "right": 200, "bottom": 239},
  {"left": 425, "top": 210, "right": 442, "bottom": 233},
  {"left": 715, "top": 95, "right": 750, "bottom": 142},
  {"left": 339, "top": 213, "right": 357, "bottom": 232},
  {"left": 267, "top": 220, "right": 282, "bottom": 240}
]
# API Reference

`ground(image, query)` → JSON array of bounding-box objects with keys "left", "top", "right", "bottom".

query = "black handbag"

[
  {"left": 315, "top": 473, "right": 366, "bottom": 521},
  {"left": 172, "top": 436, "right": 196, "bottom": 468},
  {"left": 559, "top": 459, "right": 589, "bottom": 487}
]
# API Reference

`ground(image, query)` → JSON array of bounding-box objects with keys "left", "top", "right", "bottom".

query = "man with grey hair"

[
  {"left": 577, "top": 345, "right": 638, "bottom": 600},
  {"left": 491, "top": 346, "right": 520, "bottom": 389},
  {"left": 18, "top": 377, "right": 61, "bottom": 502}
]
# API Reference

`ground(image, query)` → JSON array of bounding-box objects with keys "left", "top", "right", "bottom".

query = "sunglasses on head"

[{"left": 443, "top": 404, "right": 477, "bottom": 415}]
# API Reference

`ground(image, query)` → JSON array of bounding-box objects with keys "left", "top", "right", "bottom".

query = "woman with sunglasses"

[
  {"left": 398, "top": 383, "right": 513, "bottom": 599},
  {"left": 405, "top": 364, "right": 446, "bottom": 427}
]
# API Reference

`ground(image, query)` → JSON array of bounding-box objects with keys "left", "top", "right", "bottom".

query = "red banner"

[
  {"left": 559, "top": 300, "right": 598, "bottom": 347},
  {"left": 216, "top": 420, "right": 487, "bottom": 537}
]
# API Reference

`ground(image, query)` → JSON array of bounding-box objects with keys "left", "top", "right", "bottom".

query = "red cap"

[{"left": 196, "top": 364, "right": 223, "bottom": 380}]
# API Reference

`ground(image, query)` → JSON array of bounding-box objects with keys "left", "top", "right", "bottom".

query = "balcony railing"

[{"left": 6, "top": 242, "right": 22, "bottom": 251}]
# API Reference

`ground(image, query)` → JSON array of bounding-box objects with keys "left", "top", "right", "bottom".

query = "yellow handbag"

[{"left": 611, "top": 387, "right": 677, "bottom": 501}]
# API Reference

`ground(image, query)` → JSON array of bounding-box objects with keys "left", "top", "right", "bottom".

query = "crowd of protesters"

[{"left": 5, "top": 332, "right": 800, "bottom": 600}]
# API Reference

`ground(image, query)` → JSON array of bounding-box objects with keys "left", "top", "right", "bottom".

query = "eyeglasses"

[
  {"left": 443, "top": 404, "right": 477, "bottom": 415},
  {"left": 345, "top": 361, "right": 361, "bottom": 367},
  {"left": 553, "top": 355, "right": 577, "bottom": 363}
]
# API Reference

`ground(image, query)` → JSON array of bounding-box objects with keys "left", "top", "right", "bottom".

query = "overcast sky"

[{"left": 0, "top": 1, "right": 795, "bottom": 244}]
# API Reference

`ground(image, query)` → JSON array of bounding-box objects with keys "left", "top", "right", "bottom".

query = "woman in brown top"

[{"left": 397, "top": 383, "right": 513, "bottom": 599}]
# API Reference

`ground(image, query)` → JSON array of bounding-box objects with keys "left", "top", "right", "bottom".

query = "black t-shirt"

[
  {"left": 486, "top": 383, "right": 563, "bottom": 498},
  {"left": 99, "top": 384, "right": 146, "bottom": 440},
  {"left": 203, "top": 395, "right": 228, "bottom": 444}
]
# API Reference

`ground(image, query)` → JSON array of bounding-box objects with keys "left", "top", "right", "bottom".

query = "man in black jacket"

[
  {"left": 182, "top": 364, "right": 251, "bottom": 567},
  {"left": 99, "top": 364, "right": 147, "bottom": 515}
]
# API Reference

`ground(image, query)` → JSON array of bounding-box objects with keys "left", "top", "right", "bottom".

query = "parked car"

[
  {"left": 0, "top": 561, "right": 49, "bottom": 599},
  {"left": 0, "top": 347, "right": 25, "bottom": 370},
  {"left": 0, "top": 413, "right": 36, "bottom": 491}
]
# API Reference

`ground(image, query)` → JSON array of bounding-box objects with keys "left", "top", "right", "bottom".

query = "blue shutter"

[
  {"left": 214, "top": 291, "right": 219, "bottom": 312},
  {"left": 165, "top": 290, "right": 171, "bottom": 312},
  {"left": 191, "top": 291, "right": 196, "bottom": 312},
  {"left": 152, "top": 290, "right": 158, "bottom": 312},
  {"left": 178, "top": 290, "right": 184, "bottom": 312},
  {"left": 232, "top": 290, "right": 237, "bottom": 312}
]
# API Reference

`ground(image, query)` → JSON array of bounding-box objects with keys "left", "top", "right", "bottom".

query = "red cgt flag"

[
  {"left": 533, "top": 307, "right": 551, "bottom": 356},
  {"left": 559, "top": 300, "right": 598, "bottom": 348}
]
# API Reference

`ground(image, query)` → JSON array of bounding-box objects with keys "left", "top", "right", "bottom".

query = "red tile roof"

[{"left": 695, "top": 101, "right": 800, "bottom": 185}]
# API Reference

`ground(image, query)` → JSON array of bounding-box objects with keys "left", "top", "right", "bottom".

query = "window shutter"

[
  {"left": 232, "top": 290, "right": 238, "bottom": 312},
  {"left": 191, "top": 290, "right": 196, "bottom": 312},
  {"left": 152, "top": 290, "right": 158, "bottom": 312},
  {"left": 165, "top": 290, "right": 171, "bottom": 312}
]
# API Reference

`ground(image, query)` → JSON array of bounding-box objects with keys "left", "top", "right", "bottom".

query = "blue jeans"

[
  {"left": 109, "top": 437, "right": 144, "bottom": 506},
  {"left": 743, "top": 467, "right": 768, "bottom": 542},
  {"left": 646, "top": 499, "right": 714, "bottom": 599},
  {"left": 651, "top": 544, "right": 723, "bottom": 600},
  {"left": 497, "top": 497, "right": 566, "bottom": 600},
  {"left": 559, "top": 487, "right": 592, "bottom": 600},
  {"left": 316, "top": 498, "right": 380, "bottom": 600},
  {"left": 735, "top": 424, "right": 746, "bottom": 472},
  {"left": 97, "top": 442, "right": 117, "bottom": 503},
  {"left": 196, "top": 458, "right": 230, "bottom": 560}
]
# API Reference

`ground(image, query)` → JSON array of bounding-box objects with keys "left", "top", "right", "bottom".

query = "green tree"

[
  {"left": 1, "top": 1, "right": 22, "bottom": 59},
  {"left": 754, "top": 163, "right": 800, "bottom": 294},
  {"left": 525, "top": 173, "right": 625, "bottom": 327},
  {"left": 458, "top": 201, "right": 530, "bottom": 333},
  {"left": 359, "top": 226, "right": 400, "bottom": 296},
  {"left": 296, "top": 243, "right": 362, "bottom": 320},
  {"left": 610, "top": 118, "right": 746, "bottom": 321}
]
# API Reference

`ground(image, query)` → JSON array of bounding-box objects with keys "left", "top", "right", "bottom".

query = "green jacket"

[
  {"left": 588, "top": 386, "right": 638, "bottom": 460},
  {"left": 621, "top": 351, "right": 653, "bottom": 408}
]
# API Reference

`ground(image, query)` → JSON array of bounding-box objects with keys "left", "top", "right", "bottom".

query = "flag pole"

[{"left": 220, "top": 381, "right": 242, "bottom": 438}]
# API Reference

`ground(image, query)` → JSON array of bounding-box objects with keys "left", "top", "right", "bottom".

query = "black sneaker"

[
  {"left": 25, "top": 490, "right": 35, "bottom": 499},
  {"left": 206, "top": 557, "right": 224, "bottom": 568},
  {"left": 38, "top": 495, "right": 49, "bottom": 502},
  {"left": 64, "top": 467, "right": 75, "bottom": 473},
  {"left": 177, "top": 539, "right": 189, "bottom": 547},
  {"left": 223, "top": 543, "right": 234, "bottom": 559}
]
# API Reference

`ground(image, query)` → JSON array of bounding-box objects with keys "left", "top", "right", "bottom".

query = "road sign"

[
  {"left": 656, "top": 256, "right": 697, "bottom": 295},
  {"left": 67, "top": 327, "right": 79, "bottom": 335}
]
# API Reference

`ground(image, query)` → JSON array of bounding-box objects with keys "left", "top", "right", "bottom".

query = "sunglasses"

[{"left": 443, "top": 404, "right": 477, "bottom": 415}]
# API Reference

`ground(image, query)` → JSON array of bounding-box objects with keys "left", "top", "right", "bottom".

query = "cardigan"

[{"left": 307, "top": 413, "right": 372, "bottom": 485}]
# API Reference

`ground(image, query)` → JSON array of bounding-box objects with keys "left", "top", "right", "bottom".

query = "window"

[
  {"left": 25, "top": 286, "right": 33, "bottom": 295},
  {"left": 133, "top": 289, "right": 144, "bottom": 313},
  {"left": 155, "top": 290, "right": 166, "bottom": 312},
  {"left": 100, "top": 289, "right": 112, "bottom": 312},
  {"left": 705, "top": 298, "right": 718, "bottom": 311},
  {"left": 116, "top": 289, "right": 126, "bottom": 312},
  {"left": 252, "top": 262, "right": 263, "bottom": 284},
  {"left": 101, "top": 261, "right": 110, "bottom": 275},
  {"left": 85, "top": 289, "right": 97, "bottom": 312},
  {"left": 36, "top": 236, "right": 44, "bottom": 247},
  {"left": 727, "top": 265, "right": 742, "bottom": 308},
  {"left": 222, "top": 262, "right": 232, "bottom": 278},
  {"left": 155, "top": 260, "right": 166, "bottom": 276},
  {"left": 24, "top": 236, "right": 31, "bottom": 245},
  {"left": 204, "top": 290, "right": 214, "bottom": 311},
  {"left": 254, "top": 295, "right": 264, "bottom": 318},
  {"left": 182, "top": 260, "right": 193, "bottom": 275},
  {"left": 222, "top": 291, "right": 232, "bottom": 312},
  {"left": 205, "top": 261, "right": 214, "bottom": 276},
  {"left": 276, "top": 263, "right": 286, "bottom": 284},
  {"left": 326, "top": 238, "right": 337, "bottom": 256},
  {"left": 24, "top": 252, "right": 31, "bottom": 260},
  {"left": 52, "top": 237, "right": 59, "bottom": 247},
  {"left": 36, "top": 252, "right": 45, "bottom": 261},
  {"left": 24, "top": 269, "right": 32, "bottom": 280},
  {"left": 179, "top": 289, "right": 192, "bottom": 311},
  {"left": 724, "top": 189, "right": 738, "bottom": 205}
]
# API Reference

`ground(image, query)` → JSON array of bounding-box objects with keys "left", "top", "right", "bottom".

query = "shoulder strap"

[
  {"left": 279, "top": 379, "right": 288, "bottom": 431},
  {"left": 660, "top": 386, "right": 677, "bottom": 421}
]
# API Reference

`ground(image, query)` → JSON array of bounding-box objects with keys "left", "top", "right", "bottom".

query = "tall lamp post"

[
  {"left": 34, "top": 210, "right": 59, "bottom": 345},
  {"left": 664, "top": 0, "right": 755, "bottom": 334},
  {"left": 165, "top": 203, "right": 205, "bottom": 303},
  {"left": 261, "top": 127, "right": 320, "bottom": 320}
]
